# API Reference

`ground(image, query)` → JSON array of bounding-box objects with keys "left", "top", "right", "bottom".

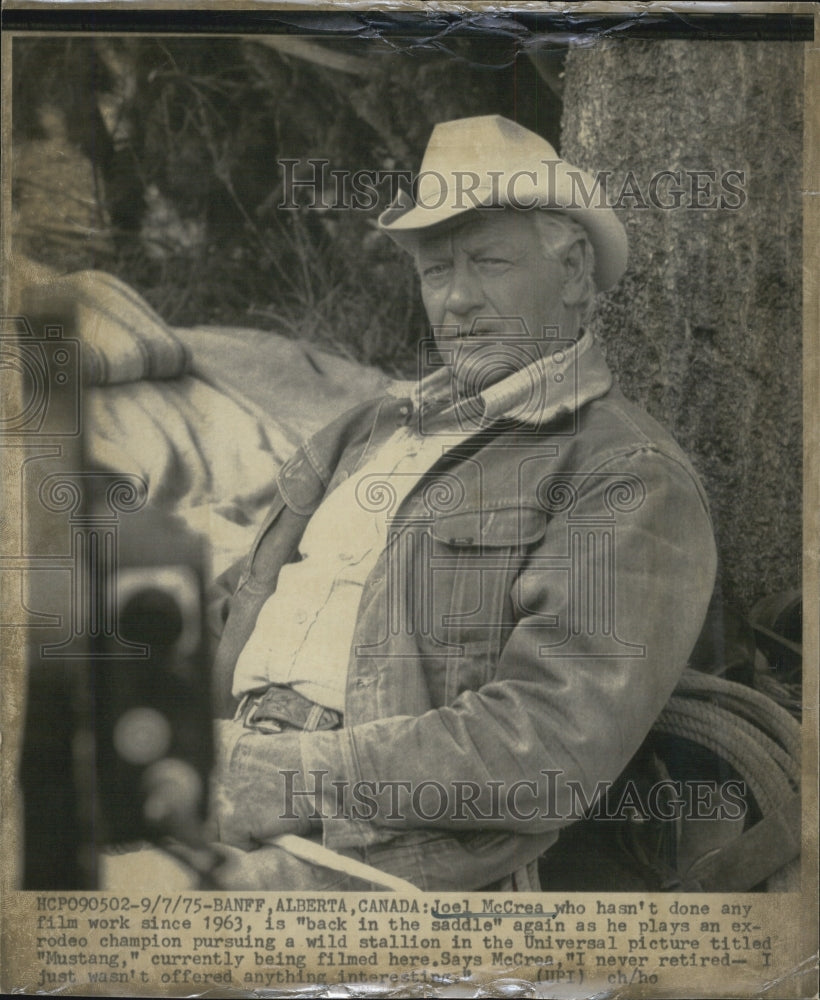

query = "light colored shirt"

[{"left": 232, "top": 334, "right": 594, "bottom": 709}]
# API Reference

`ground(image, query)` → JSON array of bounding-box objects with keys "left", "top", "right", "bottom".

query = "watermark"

[
  {"left": 414, "top": 323, "right": 578, "bottom": 438},
  {"left": 279, "top": 770, "right": 748, "bottom": 824},
  {"left": 278, "top": 159, "right": 748, "bottom": 212},
  {"left": 1, "top": 316, "right": 84, "bottom": 631},
  {"left": 0, "top": 317, "right": 81, "bottom": 436}
]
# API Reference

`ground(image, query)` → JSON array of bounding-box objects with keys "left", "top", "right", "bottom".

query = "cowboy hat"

[{"left": 378, "top": 115, "right": 627, "bottom": 291}]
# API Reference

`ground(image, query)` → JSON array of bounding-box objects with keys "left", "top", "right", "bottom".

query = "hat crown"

[
  {"left": 416, "top": 116, "right": 558, "bottom": 210},
  {"left": 424, "top": 115, "right": 558, "bottom": 161}
]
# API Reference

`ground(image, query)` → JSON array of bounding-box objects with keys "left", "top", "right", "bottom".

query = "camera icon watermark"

[
  {"left": 415, "top": 318, "right": 578, "bottom": 439},
  {"left": 0, "top": 317, "right": 81, "bottom": 437}
]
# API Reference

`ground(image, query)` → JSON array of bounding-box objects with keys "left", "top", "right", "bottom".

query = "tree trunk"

[{"left": 561, "top": 39, "right": 803, "bottom": 615}]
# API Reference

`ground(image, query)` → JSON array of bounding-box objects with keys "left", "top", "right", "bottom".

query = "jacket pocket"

[
  {"left": 430, "top": 504, "right": 547, "bottom": 550},
  {"left": 426, "top": 505, "right": 547, "bottom": 703}
]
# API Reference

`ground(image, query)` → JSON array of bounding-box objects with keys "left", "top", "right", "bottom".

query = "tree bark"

[{"left": 561, "top": 39, "right": 803, "bottom": 615}]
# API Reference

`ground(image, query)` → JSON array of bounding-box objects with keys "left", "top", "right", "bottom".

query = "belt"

[{"left": 236, "top": 684, "right": 342, "bottom": 734}]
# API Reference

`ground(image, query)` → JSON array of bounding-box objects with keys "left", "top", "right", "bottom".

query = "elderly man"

[{"left": 115, "top": 116, "right": 716, "bottom": 892}]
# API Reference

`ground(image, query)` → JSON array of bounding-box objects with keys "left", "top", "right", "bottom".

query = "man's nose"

[{"left": 444, "top": 261, "right": 485, "bottom": 319}]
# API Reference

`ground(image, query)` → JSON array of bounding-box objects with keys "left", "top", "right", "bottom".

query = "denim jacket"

[{"left": 211, "top": 339, "right": 717, "bottom": 890}]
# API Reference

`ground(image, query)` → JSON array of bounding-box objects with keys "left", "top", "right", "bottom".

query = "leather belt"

[{"left": 236, "top": 684, "right": 342, "bottom": 734}]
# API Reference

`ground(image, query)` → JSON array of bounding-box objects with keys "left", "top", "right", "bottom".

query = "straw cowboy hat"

[{"left": 378, "top": 115, "right": 627, "bottom": 291}]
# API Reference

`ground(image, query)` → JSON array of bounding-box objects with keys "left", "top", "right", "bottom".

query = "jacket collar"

[{"left": 387, "top": 330, "right": 613, "bottom": 429}]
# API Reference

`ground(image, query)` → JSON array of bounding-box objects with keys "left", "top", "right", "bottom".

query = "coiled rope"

[{"left": 652, "top": 668, "right": 801, "bottom": 890}]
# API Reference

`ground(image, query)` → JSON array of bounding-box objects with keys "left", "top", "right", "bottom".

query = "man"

[{"left": 126, "top": 116, "right": 717, "bottom": 891}]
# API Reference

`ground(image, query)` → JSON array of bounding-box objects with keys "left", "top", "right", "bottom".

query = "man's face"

[{"left": 415, "top": 209, "right": 580, "bottom": 395}]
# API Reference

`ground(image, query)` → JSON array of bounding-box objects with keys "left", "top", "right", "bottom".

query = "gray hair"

[{"left": 532, "top": 211, "right": 597, "bottom": 320}]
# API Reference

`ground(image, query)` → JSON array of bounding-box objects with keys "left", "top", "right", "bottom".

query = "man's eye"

[
  {"left": 421, "top": 263, "right": 451, "bottom": 281},
  {"left": 476, "top": 257, "right": 512, "bottom": 272}
]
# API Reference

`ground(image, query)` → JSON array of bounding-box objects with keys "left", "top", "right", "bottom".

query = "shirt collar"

[{"left": 387, "top": 330, "right": 612, "bottom": 429}]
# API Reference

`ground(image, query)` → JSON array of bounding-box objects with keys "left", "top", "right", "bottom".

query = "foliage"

[{"left": 12, "top": 34, "right": 556, "bottom": 375}]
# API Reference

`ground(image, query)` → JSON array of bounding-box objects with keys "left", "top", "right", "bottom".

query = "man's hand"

[{"left": 210, "top": 720, "right": 313, "bottom": 849}]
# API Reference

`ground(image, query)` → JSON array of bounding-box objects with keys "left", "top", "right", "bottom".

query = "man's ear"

[{"left": 560, "top": 239, "right": 589, "bottom": 308}]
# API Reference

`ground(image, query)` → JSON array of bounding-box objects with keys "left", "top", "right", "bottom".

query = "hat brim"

[{"left": 378, "top": 166, "right": 628, "bottom": 292}]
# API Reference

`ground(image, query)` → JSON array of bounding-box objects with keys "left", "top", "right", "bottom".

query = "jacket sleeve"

[{"left": 297, "top": 446, "right": 718, "bottom": 848}]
